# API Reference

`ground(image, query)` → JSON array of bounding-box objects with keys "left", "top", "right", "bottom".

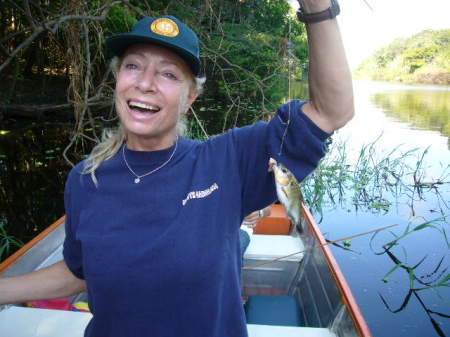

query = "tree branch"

[
  {"left": 0, "top": 27, "right": 44, "bottom": 74},
  {"left": 0, "top": 99, "right": 112, "bottom": 116},
  {"left": 0, "top": 0, "right": 126, "bottom": 75}
]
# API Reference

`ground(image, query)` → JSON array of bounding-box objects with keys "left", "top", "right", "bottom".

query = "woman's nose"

[{"left": 136, "top": 68, "right": 157, "bottom": 92}]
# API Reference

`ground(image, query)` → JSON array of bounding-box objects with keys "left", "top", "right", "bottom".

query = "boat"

[{"left": 0, "top": 204, "right": 373, "bottom": 337}]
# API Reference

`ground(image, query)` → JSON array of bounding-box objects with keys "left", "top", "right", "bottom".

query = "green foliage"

[
  {"left": 302, "top": 136, "right": 449, "bottom": 219},
  {"left": 0, "top": 221, "right": 24, "bottom": 262},
  {"left": 355, "top": 29, "right": 450, "bottom": 85},
  {"left": 1, "top": 0, "right": 308, "bottom": 134},
  {"left": 183, "top": 0, "right": 307, "bottom": 131},
  {"left": 105, "top": 6, "right": 137, "bottom": 34}
]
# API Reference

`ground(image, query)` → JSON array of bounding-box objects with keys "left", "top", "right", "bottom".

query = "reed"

[
  {"left": 370, "top": 216, "right": 450, "bottom": 337},
  {"left": 0, "top": 221, "right": 23, "bottom": 262},
  {"left": 302, "top": 136, "right": 449, "bottom": 336},
  {"left": 301, "top": 136, "right": 449, "bottom": 220}
]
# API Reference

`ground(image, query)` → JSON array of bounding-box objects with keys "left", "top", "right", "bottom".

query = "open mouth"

[{"left": 128, "top": 101, "right": 161, "bottom": 114}]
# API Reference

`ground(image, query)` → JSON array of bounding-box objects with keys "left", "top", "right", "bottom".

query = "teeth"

[{"left": 128, "top": 101, "right": 160, "bottom": 111}]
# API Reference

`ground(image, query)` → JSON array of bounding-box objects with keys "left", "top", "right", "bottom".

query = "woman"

[{"left": 0, "top": 1, "right": 353, "bottom": 336}]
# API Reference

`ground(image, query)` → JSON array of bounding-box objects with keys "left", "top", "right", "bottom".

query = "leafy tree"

[{"left": 355, "top": 29, "right": 450, "bottom": 85}]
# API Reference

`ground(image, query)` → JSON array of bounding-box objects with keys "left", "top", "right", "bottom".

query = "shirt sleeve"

[
  {"left": 234, "top": 99, "right": 331, "bottom": 218},
  {"left": 62, "top": 168, "right": 85, "bottom": 280}
]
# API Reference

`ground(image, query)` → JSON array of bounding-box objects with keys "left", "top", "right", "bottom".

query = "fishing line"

[
  {"left": 243, "top": 223, "right": 398, "bottom": 270},
  {"left": 277, "top": 11, "right": 294, "bottom": 156},
  {"left": 189, "top": 107, "right": 209, "bottom": 139}
]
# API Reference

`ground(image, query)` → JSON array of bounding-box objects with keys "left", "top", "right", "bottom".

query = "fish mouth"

[
  {"left": 128, "top": 100, "right": 161, "bottom": 114},
  {"left": 268, "top": 157, "right": 277, "bottom": 172},
  {"left": 269, "top": 158, "right": 290, "bottom": 186}
]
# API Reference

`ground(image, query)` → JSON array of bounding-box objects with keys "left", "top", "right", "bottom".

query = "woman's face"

[{"left": 115, "top": 44, "right": 198, "bottom": 150}]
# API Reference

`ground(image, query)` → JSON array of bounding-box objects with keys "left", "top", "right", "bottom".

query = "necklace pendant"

[{"left": 134, "top": 178, "right": 141, "bottom": 184}]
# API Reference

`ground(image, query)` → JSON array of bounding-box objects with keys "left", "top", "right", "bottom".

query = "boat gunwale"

[
  {"left": 0, "top": 216, "right": 66, "bottom": 276},
  {"left": 301, "top": 204, "right": 373, "bottom": 337}
]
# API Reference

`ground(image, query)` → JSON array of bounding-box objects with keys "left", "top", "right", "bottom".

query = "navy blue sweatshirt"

[{"left": 63, "top": 100, "right": 330, "bottom": 337}]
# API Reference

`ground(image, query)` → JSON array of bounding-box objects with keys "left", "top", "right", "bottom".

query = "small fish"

[{"left": 269, "top": 158, "right": 305, "bottom": 234}]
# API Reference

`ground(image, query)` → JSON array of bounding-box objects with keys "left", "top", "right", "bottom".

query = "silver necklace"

[{"left": 122, "top": 138, "right": 178, "bottom": 184}]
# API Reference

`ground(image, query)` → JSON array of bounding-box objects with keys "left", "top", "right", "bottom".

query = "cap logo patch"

[{"left": 150, "top": 18, "right": 179, "bottom": 37}]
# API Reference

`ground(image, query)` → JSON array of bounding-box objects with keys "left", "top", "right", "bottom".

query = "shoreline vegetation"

[
  {"left": 354, "top": 29, "right": 450, "bottom": 86},
  {"left": 0, "top": 1, "right": 308, "bottom": 133}
]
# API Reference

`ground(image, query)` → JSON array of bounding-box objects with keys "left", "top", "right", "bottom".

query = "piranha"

[{"left": 269, "top": 158, "right": 305, "bottom": 234}]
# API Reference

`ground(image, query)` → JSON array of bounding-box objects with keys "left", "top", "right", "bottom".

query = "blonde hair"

[{"left": 82, "top": 56, "right": 206, "bottom": 186}]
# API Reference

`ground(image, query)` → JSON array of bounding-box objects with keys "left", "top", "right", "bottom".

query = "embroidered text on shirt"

[{"left": 182, "top": 183, "right": 219, "bottom": 206}]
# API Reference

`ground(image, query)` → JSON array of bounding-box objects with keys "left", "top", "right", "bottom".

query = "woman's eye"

[
  {"left": 163, "top": 72, "right": 177, "bottom": 80},
  {"left": 124, "top": 63, "right": 138, "bottom": 70}
]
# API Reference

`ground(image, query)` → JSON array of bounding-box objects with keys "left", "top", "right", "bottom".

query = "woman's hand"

[{"left": 242, "top": 206, "right": 271, "bottom": 228}]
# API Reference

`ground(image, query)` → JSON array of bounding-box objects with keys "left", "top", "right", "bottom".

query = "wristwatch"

[{"left": 297, "top": 0, "right": 340, "bottom": 24}]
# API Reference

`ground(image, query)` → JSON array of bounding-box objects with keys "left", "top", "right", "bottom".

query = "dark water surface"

[
  {"left": 0, "top": 81, "right": 449, "bottom": 336},
  {"left": 316, "top": 81, "right": 450, "bottom": 337}
]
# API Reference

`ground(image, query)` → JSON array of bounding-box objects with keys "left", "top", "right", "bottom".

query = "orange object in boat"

[{"left": 253, "top": 204, "right": 292, "bottom": 235}]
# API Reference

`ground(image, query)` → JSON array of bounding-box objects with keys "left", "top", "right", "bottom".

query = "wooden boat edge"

[
  {"left": 0, "top": 215, "right": 66, "bottom": 275},
  {"left": 301, "top": 204, "right": 373, "bottom": 337}
]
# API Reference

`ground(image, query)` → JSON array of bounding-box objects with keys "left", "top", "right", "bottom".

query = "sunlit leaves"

[{"left": 355, "top": 29, "right": 450, "bottom": 85}]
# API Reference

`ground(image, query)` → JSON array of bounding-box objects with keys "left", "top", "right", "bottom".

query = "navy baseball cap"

[{"left": 106, "top": 16, "right": 201, "bottom": 76}]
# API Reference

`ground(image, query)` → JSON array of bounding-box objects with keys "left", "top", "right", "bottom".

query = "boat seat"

[
  {"left": 247, "top": 324, "right": 337, "bottom": 337},
  {"left": 0, "top": 306, "right": 92, "bottom": 337},
  {"left": 254, "top": 204, "right": 292, "bottom": 235},
  {"left": 0, "top": 307, "right": 336, "bottom": 337},
  {"left": 245, "top": 295, "right": 303, "bottom": 327},
  {"left": 244, "top": 234, "right": 304, "bottom": 262}
]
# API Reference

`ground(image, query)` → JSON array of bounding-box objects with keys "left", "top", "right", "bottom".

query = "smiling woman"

[
  {"left": 0, "top": 5, "right": 354, "bottom": 337},
  {"left": 115, "top": 44, "right": 199, "bottom": 151}
]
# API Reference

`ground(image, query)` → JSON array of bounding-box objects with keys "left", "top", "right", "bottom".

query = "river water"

[
  {"left": 315, "top": 81, "right": 450, "bottom": 337},
  {"left": 0, "top": 80, "right": 449, "bottom": 336}
]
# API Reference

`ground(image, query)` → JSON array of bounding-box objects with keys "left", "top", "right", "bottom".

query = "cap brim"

[{"left": 106, "top": 33, "right": 200, "bottom": 76}]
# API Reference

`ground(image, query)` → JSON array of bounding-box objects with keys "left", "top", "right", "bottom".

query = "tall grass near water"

[
  {"left": 302, "top": 135, "right": 449, "bottom": 220},
  {"left": 302, "top": 136, "right": 449, "bottom": 336}
]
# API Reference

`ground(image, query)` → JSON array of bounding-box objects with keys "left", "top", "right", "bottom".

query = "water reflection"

[
  {"left": 316, "top": 81, "right": 450, "bottom": 337},
  {"left": 371, "top": 89, "right": 450, "bottom": 143}
]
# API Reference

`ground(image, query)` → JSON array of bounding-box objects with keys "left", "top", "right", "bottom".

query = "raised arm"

[
  {"left": 298, "top": 0, "right": 354, "bottom": 133},
  {"left": 0, "top": 260, "right": 86, "bottom": 306}
]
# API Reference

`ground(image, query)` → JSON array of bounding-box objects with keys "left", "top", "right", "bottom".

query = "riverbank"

[
  {"left": 354, "top": 71, "right": 450, "bottom": 86},
  {"left": 354, "top": 29, "right": 450, "bottom": 87}
]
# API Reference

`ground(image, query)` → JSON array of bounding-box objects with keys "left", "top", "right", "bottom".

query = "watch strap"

[{"left": 297, "top": 0, "right": 340, "bottom": 24}]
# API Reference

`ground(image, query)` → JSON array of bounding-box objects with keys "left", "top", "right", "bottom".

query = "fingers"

[
  {"left": 242, "top": 221, "right": 257, "bottom": 229},
  {"left": 245, "top": 210, "right": 262, "bottom": 222}
]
